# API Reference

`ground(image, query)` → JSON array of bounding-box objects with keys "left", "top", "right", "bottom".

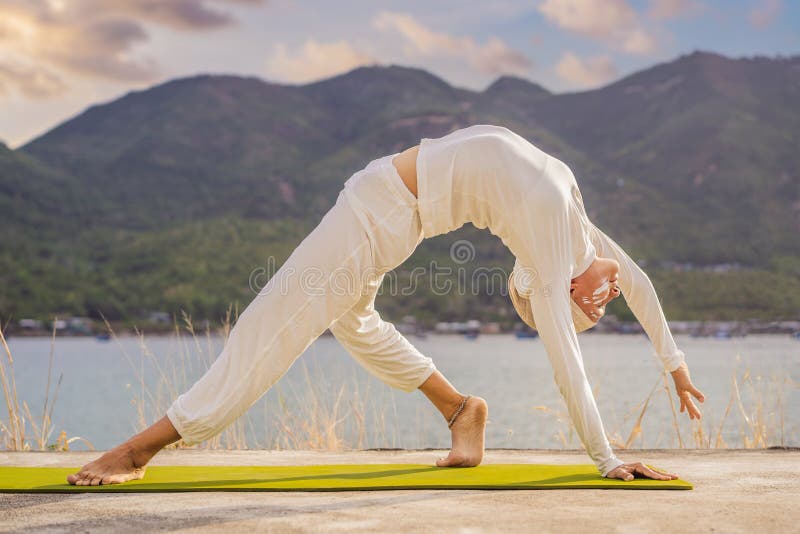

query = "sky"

[{"left": 0, "top": 0, "right": 797, "bottom": 148}]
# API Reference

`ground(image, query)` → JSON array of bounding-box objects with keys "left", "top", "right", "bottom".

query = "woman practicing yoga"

[{"left": 67, "top": 124, "right": 705, "bottom": 486}]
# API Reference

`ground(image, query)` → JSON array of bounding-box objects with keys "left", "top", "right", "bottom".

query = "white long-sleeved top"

[{"left": 416, "top": 124, "right": 685, "bottom": 476}]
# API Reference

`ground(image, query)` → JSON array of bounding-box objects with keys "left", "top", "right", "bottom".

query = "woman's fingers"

[
  {"left": 681, "top": 391, "right": 696, "bottom": 418},
  {"left": 685, "top": 392, "right": 702, "bottom": 419},
  {"left": 654, "top": 466, "right": 679, "bottom": 480},
  {"left": 609, "top": 467, "right": 634, "bottom": 481},
  {"left": 690, "top": 399, "right": 701, "bottom": 419},
  {"left": 691, "top": 385, "right": 705, "bottom": 403},
  {"left": 634, "top": 463, "right": 675, "bottom": 481},
  {"left": 679, "top": 390, "right": 702, "bottom": 419},
  {"left": 610, "top": 462, "right": 680, "bottom": 481}
]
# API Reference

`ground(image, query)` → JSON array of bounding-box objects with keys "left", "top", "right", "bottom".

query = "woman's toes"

[
  {"left": 436, "top": 455, "right": 455, "bottom": 467},
  {"left": 438, "top": 454, "right": 469, "bottom": 467},
  {"left": 102, "top": 473, "right": 129, "bottom": 485}
]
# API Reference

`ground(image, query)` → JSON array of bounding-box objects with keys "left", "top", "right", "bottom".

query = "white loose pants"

[{"left": 167, "top": 154, "right": 437, "bottom": 445}]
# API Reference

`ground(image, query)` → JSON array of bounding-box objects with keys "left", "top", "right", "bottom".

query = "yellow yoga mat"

[{"left": 0, "top": 464, "right": 692, "bottom": 493}]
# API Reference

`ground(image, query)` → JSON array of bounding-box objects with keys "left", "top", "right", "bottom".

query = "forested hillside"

[{"left": 3, "top": 51, "right": 798, "bottom": 325}]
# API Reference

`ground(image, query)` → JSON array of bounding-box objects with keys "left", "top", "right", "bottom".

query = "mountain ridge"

[{"left": 3, "top": 51, "right": 798, "bottom": 323}]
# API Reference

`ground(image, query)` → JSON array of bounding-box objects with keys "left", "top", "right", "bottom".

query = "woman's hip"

[{"left": 341, "top": 153, "right": 423, "bottom": 273}]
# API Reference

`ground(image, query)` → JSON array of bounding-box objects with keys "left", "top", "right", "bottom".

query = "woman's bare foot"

[
  {"left": 66, "top": 415, "right": 180, "bottom": 486},
  {"left": 436, "top": 396, "right": 488, "bottom": 467},
  {"left": 67, "top": 444, "right": 148, "bottom": 486}
]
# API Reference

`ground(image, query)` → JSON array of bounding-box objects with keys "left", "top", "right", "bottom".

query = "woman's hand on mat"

[
  {"left": 670, "top": 361, "right": 705, "bottom": 420},
  {"left": 606, "top": 462, "right": 678, "bottom": 481}
]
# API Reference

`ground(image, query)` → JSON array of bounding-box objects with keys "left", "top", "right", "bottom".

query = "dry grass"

[
  {"left": 99, "top": 307, "right": 250, "bottom": 450},
  {"left": 2, "top": 316, "right": 796, "bottom": 451},
  {"left": 533, "top": 355, "right": 796, "bottom": 452},
  {"left": 0, "top": 321, "right": 94, "bottom": 451},
  {"left": 98, "top": 309, "right": 399, "bottom": 451}
]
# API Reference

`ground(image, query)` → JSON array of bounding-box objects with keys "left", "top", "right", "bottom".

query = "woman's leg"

[
  {"left": 330, "top": 273, "right": 488, "bottom": 467},
  {"left": 328, "top": 273, "right": 438, "bottom": 391},
  {"left": 329, "top": 152, "right": 488, "bottom": 466},
  {"left": 418, "top": 372, "right": 487, "bottom": 467},
  {"left": 68, "top": 189, "right": 376, "bottom": 485}
]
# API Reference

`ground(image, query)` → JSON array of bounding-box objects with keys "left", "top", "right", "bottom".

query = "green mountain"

[
  {"left": 3, "top": 51, "right": 799, "bottom": 325},
  {"left": 525, "top": 51, "right": 800, "bottom": 265}
]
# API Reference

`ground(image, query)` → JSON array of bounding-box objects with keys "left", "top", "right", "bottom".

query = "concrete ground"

[{"left": 1, "top": 449, "right": 798, "bottom": 533}]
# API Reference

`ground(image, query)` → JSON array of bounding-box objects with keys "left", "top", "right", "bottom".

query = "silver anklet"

[{"left": 447, "top": 395, "right": 472, "bottom": 429}]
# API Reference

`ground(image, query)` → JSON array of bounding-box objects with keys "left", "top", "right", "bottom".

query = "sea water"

[{"left": 4, "top": 333, "right": 797, "bottom": 451}]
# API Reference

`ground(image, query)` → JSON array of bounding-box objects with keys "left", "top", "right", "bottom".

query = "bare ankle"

[
  {"left": 118, "top": 442, "right": 156, "bottom": 469},
  {"left": 446, "top": 395, "right": 472, "bottom": 428},
  {"left": 443, "top": 396, "right": 465, "bottom": 422}
]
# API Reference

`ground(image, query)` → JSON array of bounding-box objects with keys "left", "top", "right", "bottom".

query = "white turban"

[{"left": 508, "top": 268, "right": 596, "bottom": 334}]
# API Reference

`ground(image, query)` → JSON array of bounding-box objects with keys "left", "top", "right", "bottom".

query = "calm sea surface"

[{"left": 4, "top": 333, "right": 798, "bottom": 451}]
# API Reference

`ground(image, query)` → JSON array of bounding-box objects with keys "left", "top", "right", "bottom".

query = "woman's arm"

[
  {"left": 528, "top": 280, "right": 624, "bottom": 477},
  {"left": 587, "top": 223, "right": 686, "bottom": 372},
  {"left": 518, "top": 184, "right": 622, "bottom": 476},
  {"left": 588, "top": 223, "right": 705, "bottom": 423}
]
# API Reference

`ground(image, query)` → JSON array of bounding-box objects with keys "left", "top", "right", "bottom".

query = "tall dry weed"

[{"left": 0, "top": 321, "right": 93, "bottom": 451}]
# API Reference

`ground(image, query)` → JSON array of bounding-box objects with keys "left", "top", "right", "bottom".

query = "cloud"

[
  {"left": 0, "top": 60, "right": 68, "bottom": 98},
  {"left": 749, "top": 0, "right": 781, "bottom": 29},
  {"left": 621, "top": 28, "right": 657, "bottom": 55},
  {"left": 647, "top": 0, "right": 704, "bottom": 20},
  {"left": 94, "top": 0, "right": 266, "bottom": 30},
  {"left": 0, "top": 0, "right": 264, "bottom": 98},
  {"left": 555, "top": 51, "right": 618, "bottom": 89},
  {"left": 265, "top": 39, "right": 378, "bottom": 84},
  {"left": 472, "top": 36, "right": 533, "bottom": 76},
  {"left": 49, "top": 18, "right": 158, "bottom": 81},
  {"left": 537, "top": 0, "right": 657, "bottom": 55},
  {"left": 538, "top": 0, "right": 637, "bottom": 39},
  {"left": 372, "top": 11, "right": 532, "bottom": 77}
]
